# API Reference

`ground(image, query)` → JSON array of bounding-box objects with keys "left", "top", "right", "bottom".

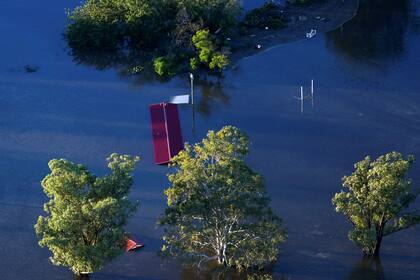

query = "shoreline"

[{"left": 230, "top": 0, "right": 360, "bottom": 65}]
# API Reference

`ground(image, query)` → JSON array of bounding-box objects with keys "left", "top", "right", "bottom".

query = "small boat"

[{"left": 149, "top": 102, "right": 184, "bottom": 165}]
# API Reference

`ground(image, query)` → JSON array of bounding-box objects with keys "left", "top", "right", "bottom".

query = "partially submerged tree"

[
  {"left": 159, "top": 126, "right": 286, "bottom": 271},
  {"left": 332, "top": 152, "right": 420, "bottom": 256},
  {"left": 35, "top": 154, "right": 140, "bottom": 278},
  {"left": 191, "top": 29, "right": 229, "bottom": 71}
]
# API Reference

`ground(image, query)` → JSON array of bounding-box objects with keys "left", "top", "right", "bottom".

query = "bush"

[
  {"left": 209, "top": 53, "right": 229, "bottom": 70},
  {"left": 189, "top": 57, "right": 200, "bottom": 71},
  {"left": 153, "top": 55, "right": 177, "bottom": 76},
  {"left": 242, "top": 1, "right": 286, "bottom": 29},
  {"left": 66, "top": 0, "right": 175, "bottom": 50},
  {"left": 176, "top": 0, "right": 241, "bottom": 34},
  {"left": 191, "top": 29, "right": 230, "bottom": 71}
]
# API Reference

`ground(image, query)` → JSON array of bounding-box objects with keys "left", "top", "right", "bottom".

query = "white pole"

[
  {"left": 300, "top": 86, "right": 304, "bottom": 114},
  {"left": 190, "top": 73, "right": 194, "bottom": 106},
  {"left": 311, "top": 79, "right": 314, "bottom": 107},
  {"left": 190, "top": 73, "right": 195, "bottom": 134}
]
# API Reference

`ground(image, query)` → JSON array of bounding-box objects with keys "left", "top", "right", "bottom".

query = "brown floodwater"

[{"left": 0, "top": 0, "right": 419, "bottom": 279}]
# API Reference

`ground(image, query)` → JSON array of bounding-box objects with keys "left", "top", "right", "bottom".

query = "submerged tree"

[
  {"left": 35, "top": 154, "right": 140, "bottom": 278},
  {"left": 332, "top": 152, "right": 420, "bottom": 256},
  {"left": 159, "top": 126, "right": 286, "bottom": 271}
]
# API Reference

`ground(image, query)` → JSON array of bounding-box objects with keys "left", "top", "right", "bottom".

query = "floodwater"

[{"left": 1, "top": 0, "right": 420, "bottom": 279}]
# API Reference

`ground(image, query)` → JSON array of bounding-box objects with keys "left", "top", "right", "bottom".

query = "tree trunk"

[
  {"left": 359, "top": 256, "right": 385, "bottom": 280},
  {"left": 373, "top": 220, "right": 385, "bottom": 256},
  {"left": 373, "top": 235, "right": 382, "bottom": 256},
  {"left": 75, "top": 273, "right": 90, "bottom": 280},
  {"left": 218, "top": 247, "right": 227, "bottom": 266}
]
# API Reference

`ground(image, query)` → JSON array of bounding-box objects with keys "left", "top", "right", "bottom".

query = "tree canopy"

[
  {"left": 65, "top": 0, "right": 285, "bottom": 76},
  {"left": 35, "top": 153, "right": 140, "bottom": 276},
  {"left": 159, "top": 126, "right": 286, "bottom": 272},
  {"left": 332, "top": 152, "right": 420, "bottom": 256}
]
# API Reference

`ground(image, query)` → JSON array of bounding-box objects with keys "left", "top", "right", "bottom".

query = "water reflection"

[
  {"left": 70, "top": 48, "right": 159, "bottom": 82},
  {"left": 347, "top": 256, "right": 386, "bottom": 280},
  {"left": 70, "top": 47, "right": 229, "bottom": 115},
  {"left": 326, "top": 0, "right": 413, "bottom": 62},
  {"left": 180, "top": 264, "right": 275, "bottom": 280},
  {"left": 196, "top": 76, "right": 229, "bottom": 116}
]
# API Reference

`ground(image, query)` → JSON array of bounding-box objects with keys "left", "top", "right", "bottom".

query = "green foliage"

[
  {"left": 66, "top": 0, "right": 240, "bottom": 75},
  {"left": 159, "top": 126, "right": 286, "bottom": 271},
  {"left": 191, "top": 29, "right": 230, "bottom": 71},
  {"left": 242, "top": 1, "right": 286, "bottom": 30},
  {"left": 35, "top": 154, "right": 140, "bottom": 275},
  {"left": 153, "top": 56, "right": 176, "bottom": 76},
  {"left": 247, "top": 274, "right": 273, "bottom": 280},
  {"left": 332, "top": 152, "right": 420, "bottom": 256},
  {"left": 192, "top": 29, "right": 215, "bottom": 63},
  {"left": 209, "top": 53, "right": 229, "bottom": 70},
  {"left": 189, "top": 57, "right": 200, "bottom": 71},
  {"left": 176, "top": 0, "right": 241, "bottom": 33}
]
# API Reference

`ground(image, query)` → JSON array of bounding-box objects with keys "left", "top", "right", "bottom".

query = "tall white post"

[
  {"left": 300, "top": 86, "right": 304, "bottom": 114},
  {"left": 311, "top": 79, "right": 314, "bottom": 107},
  {"left": 190, "top": 73, "right": 194, "bottom": 106},
  {"left": 190, "top": 73, "right": 195, "bottom": 134}
]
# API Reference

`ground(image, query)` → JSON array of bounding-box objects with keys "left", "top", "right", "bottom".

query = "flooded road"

[{"left": 0, "top": 0, "right": 419, "bottom": 279}]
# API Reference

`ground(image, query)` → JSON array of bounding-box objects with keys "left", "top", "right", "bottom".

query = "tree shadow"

[
  {"left": 69, "top": 44, "right": 230, "bottom": 115},
  {"left": 195, "top": 75, "right": 230, "bottom": 117},
  {"left": 326, "top": 0, "right": 414, "bottom": 62},
  {"left": 179, "top": 262, "right": 275, "bottom": 280},
  {"left": 347, "top": 256, "right": 386, "bottom": 280}
]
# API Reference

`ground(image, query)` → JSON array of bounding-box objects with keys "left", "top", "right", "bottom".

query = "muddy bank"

[{"left": 230, "top": 0, "right": 360, "bottom": 63}]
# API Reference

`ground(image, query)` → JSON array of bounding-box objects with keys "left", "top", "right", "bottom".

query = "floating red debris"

[
  {"left": 126, "top": 238, "right": 145, "bottom": 252},
  {"left": 150, "top": 103, "right": 184, "bottom": 165}
]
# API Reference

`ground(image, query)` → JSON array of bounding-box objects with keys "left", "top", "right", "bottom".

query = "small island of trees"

[{"left": 65, "top": 0, "right": 286, "bottom": 76}]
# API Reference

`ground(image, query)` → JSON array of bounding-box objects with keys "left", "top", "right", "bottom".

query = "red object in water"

[
  {"left": 126, "top": 238, "right": 145, "bottom": 252},
  {"left": 150, "top": 103, "right": 184, "bottom": 165}
]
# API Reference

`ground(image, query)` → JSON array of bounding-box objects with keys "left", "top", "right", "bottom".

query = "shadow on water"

[
  {"left": 326, "top": 0, "right": 414, "bottom": 62},
  {"left": 179, "top": 263, "right": 276, "bottom": 280},
  {"left": 71, "top": 45, "right": 230, "bottom": 115},
  {"left": 70, "top": 48, "right": 158, "bottom": 82},
  {"left": 196, "top": 76, "right": 230, "bottom": 116},
  {"left": 347, "top": 256, "right": 386, "bottom": 280}
]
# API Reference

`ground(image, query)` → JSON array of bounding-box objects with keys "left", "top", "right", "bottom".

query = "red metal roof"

[
  {"left": 150, "top": 103, "right": 184, "bottom": 165},
  {"left": 126, "top": 238, "right": 144, "bottom": 252}
]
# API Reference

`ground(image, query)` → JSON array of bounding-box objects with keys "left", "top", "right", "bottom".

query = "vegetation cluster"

[
  {"left": 34, "top": 126, "right": 420, "bottom": 279},
  {"left": 66, "top": 0, "right": 286, "bottom": 77},
  {"left": 240, "top": 2, "right": 286, "bottom": 31},
  {"left": 35, "top": 154, "right": 140, "bottom": 277}
]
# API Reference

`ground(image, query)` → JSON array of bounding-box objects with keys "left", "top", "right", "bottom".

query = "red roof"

[
  {"left": 150, "top": 103, "right": 184, "bottom": 164},
  {"left": 126, "top": 238, "right": 144, "bottom": 252}
]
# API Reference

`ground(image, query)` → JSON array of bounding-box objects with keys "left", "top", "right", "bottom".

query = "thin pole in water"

[
  {"left": 300, "top": 86, "right": 304, "bottom": 114},
  {"left": 311, "top": 79, "right": 314, "bottom": 107},
  {"left": 189, "top": 73, "right": 195, "bottom": 134}
]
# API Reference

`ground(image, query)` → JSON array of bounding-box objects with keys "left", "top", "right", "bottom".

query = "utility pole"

[
  {"left": 190, "top": 73, "right": 195, "bottom": 134},
  {"left": 300, "top": 86, "right": 304, "bottom": 114},
  {"left": 311, "top": 79, "right": 314, "bottom": 107},
  {"left": 190, "top": 73, "right": 194, "bottom": 106}
]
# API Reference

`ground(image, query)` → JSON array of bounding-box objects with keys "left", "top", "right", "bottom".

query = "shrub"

[
  {"left": 209, "top": 53, "right": 229, "bottom": 70},
  {"left": 153, "top": 55, "right": 177, "bottom": 76},
  {"left": 242, "top": 1, "right": 286, "bottom": 29},
  {"left": 191, "top": 29, "right": 230, "bottom": 70}
]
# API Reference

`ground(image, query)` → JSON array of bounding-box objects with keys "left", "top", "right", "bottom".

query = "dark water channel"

[{"left": 0, "top": 0, "right": 420, "bottom": 279}]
